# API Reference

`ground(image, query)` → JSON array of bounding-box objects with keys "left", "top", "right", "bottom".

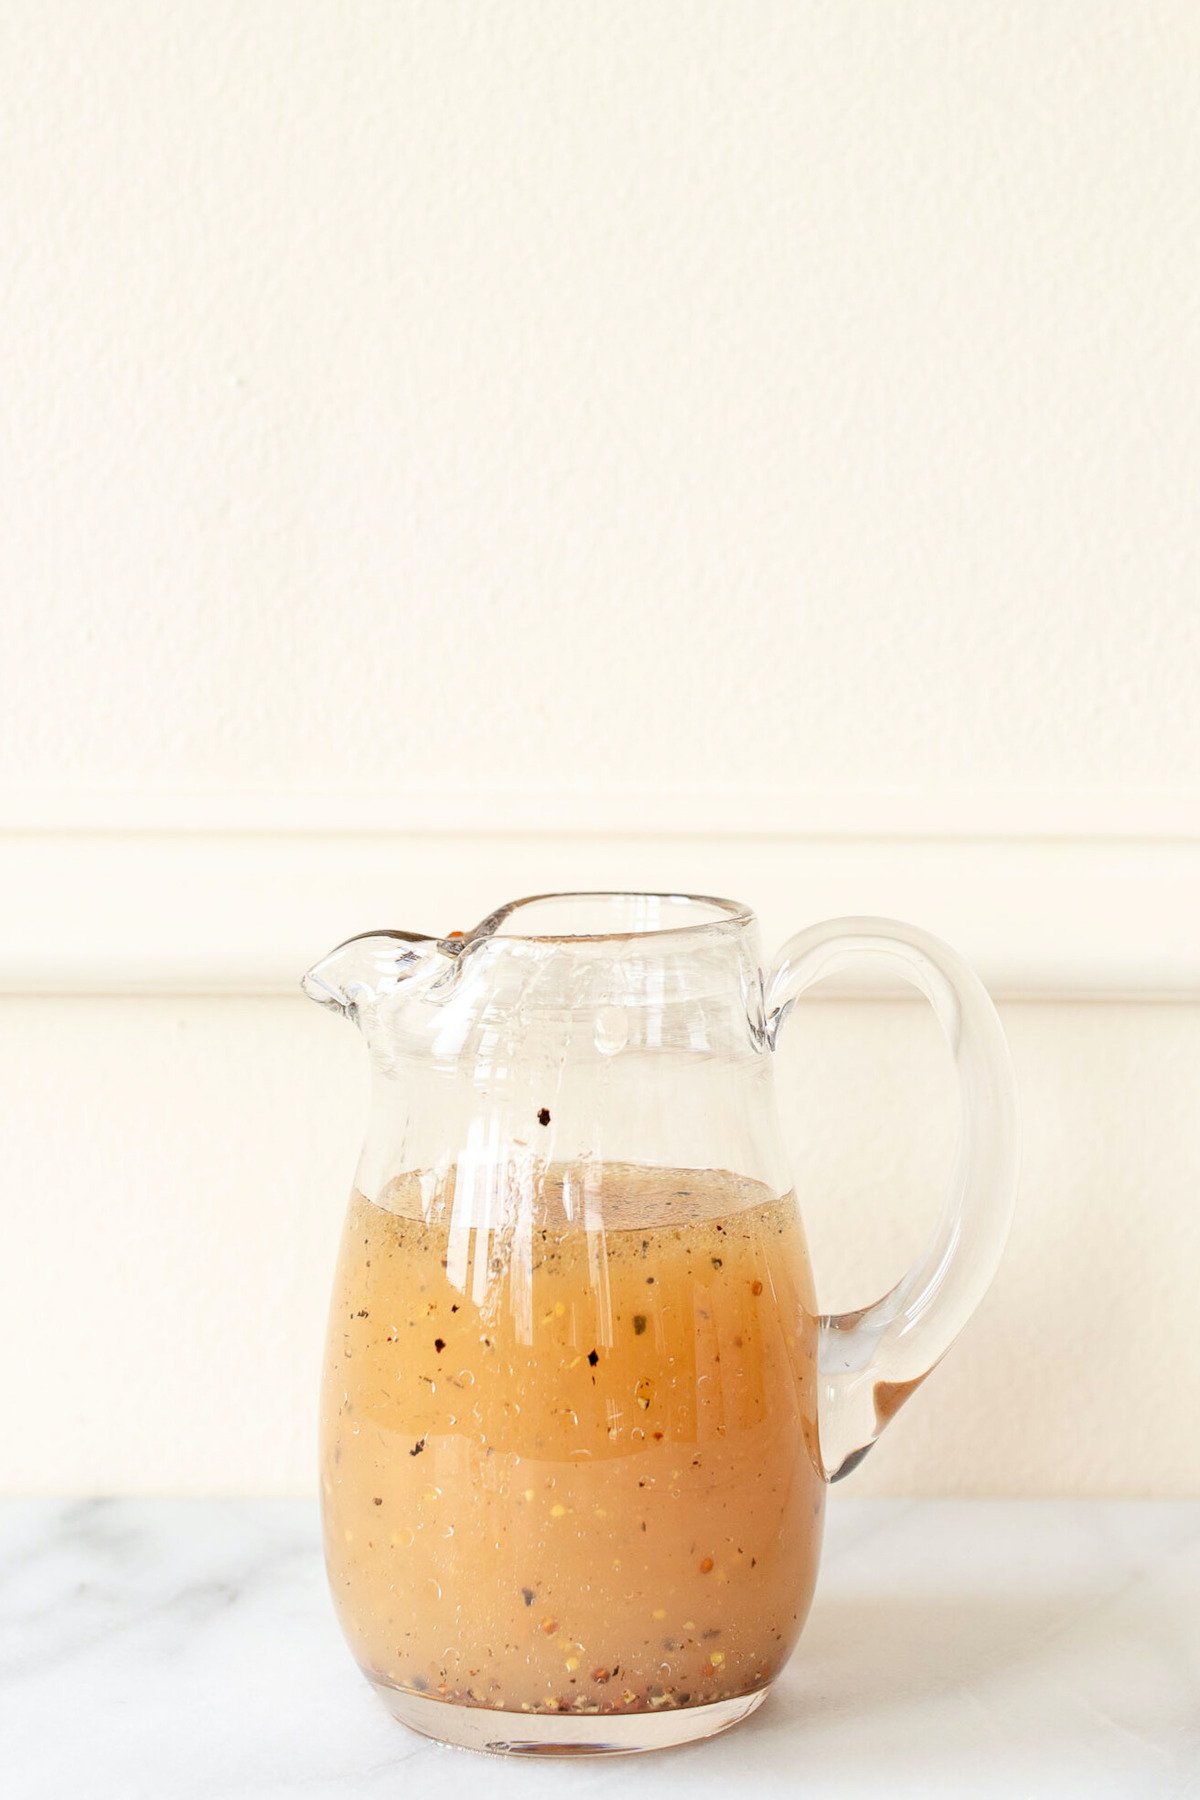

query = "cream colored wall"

[
  {"left": 3, "top": 1, "right": 1198, "bottom": 806},
  {"left": 3, "top": 3, "right": 1199, "bottom": 1497},
  {"left": 4, "top": 993, "right": 1198, "bottom": 1499}
]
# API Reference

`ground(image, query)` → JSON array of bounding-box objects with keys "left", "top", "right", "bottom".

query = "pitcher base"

[{"left": 370, "top": 1678, "right": 770, "bottom": 1756}]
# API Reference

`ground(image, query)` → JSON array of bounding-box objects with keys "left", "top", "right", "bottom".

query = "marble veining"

[{"left": 2, "top": 1499, "right": 1198, "bottom": 1798}]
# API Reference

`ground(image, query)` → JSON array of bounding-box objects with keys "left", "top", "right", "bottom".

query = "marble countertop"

[{"left": 2, "top": 1498, "right": 1198, "bottom": 1799}]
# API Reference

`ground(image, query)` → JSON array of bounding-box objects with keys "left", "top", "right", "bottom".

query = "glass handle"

[{"left": 765, "top": 916, "right": 1019, "bottom": 1482}]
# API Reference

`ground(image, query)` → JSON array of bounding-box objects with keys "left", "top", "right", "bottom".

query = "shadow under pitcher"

[{"left": 303, "top": 892, "right": 1018, "bottom": 1756}]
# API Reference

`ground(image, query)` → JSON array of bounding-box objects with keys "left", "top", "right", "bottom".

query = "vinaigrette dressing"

[{"left": 321, "top": 1164, "right": 823, "bottom": 1718}]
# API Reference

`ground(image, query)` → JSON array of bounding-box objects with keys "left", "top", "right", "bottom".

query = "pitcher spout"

[{"left": 301, "top": 930, "right": 449, "bottom": 1016}]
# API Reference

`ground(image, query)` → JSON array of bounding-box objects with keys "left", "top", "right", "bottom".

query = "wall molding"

[
  {"left": 3, "top": 786, "right": 1199, "bottom": 842},
  {"left": 4, "top": 789, "right": 1199, "bottom": 997}
]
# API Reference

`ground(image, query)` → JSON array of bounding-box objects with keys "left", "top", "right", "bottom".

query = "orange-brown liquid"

[{"left": 321, "top": 1165, "right": 823, "bottom": 1718}]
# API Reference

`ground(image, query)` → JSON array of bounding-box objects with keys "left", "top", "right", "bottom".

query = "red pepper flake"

[
  {"left": 652, "top": 1430, "right": 664, "bottom": 1441},
  {"left": 537, "top": 1107, "right": 551, "bottom": 1126},
  {"left": 699, "top": 1556, "right": 714, "bottom": 1573},
  {"left": 540, "top": 1617, "right": 558, "bottom": 1635},
  {"left": 751, "top": 1279, "right": 763, "bottom": 1296},
  {"left": 591, "top": 1666, "right": 610, "bottom": 1683},
  {"left": 373, "top": 1496, "right": 383, "bottom": 1506},
  {"left": 447, "top": 930, "right": 465, "bottom": 939}
]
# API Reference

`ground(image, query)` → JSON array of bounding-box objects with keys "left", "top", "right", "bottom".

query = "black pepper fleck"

[{"left": 537, "top": 1107, "right": 551, "bottom": 1126}]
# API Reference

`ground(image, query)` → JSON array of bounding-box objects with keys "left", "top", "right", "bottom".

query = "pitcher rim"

[{"left": 469, "top": 890, "right": 754, "bottom": 945}]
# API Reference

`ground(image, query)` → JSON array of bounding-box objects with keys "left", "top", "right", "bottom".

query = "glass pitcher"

[{"left": 304, "top": 892, "right": 1017, "bottom": 1756}]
